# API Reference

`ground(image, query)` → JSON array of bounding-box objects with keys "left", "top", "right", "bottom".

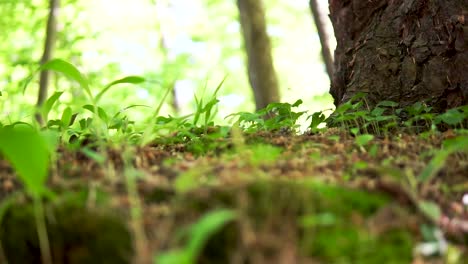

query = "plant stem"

[
  {"left": 34, "top": 197, "right": 52, "bottom": 264},
  {"left": 123, "top": 148, "right": 149, "bottom": 263}
]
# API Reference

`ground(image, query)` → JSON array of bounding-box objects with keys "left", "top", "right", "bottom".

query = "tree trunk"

[
  {"left": 36, "top": 0, "right": 59, "bottom": 125},
  {"left": 328, "top": 0, "right": 467, "bottom": 111},
  {"left": 154, "top": 0, "right": 180, "bottom": 114},
  {"left": 309, "top": 0, "right": 334, "bottom": 81},
  {"left": 237, "top": 0, "right": 280, "bottom": 110}
]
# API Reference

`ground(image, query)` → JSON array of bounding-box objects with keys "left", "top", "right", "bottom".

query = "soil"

[{"left": 0, "top": 128, "right": 467, "bottom": 264}]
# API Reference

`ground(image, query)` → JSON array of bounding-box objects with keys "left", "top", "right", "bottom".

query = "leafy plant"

[
  {"left": 308, "top": 110, "right": 327, "bottom": 133},
  {"left": 0, "top": 125, "right": 56, "bottom": 264},
  {"left": 229, "top": 99, "right": 306, "bottom": 133},
  {"left": 0, "top": 126, "right": 53, "bottom": 198}
]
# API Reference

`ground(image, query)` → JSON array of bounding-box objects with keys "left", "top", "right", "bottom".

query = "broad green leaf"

[
  {"left": 292, "top": 99, "right": 303, "bottom": 107},
  {"left": 308, "top": 111, "right": 326, "bottom": 131},
  {"left": 0, "top": 127, "right": 49, "bottom": 198},
  {"left": 436, "top": 109, "right": 464, "bottom": 125},
  {"left": 355, "top": 134, "right": 374, "bottom": 147},
  {"left": 95, "top": 76, "right": 145, "bottom": 103},
  {"left": 42, "top": 91, "right": 64, "bottom": 121},
  {"left": 82, "top": 105, "right": 108, "bottom": 122},
  {"left": 334, "top": 102, "right": 352, "bottom": 114},
  {"left": 442, "top": 136, "right": 468, "bottom": 150},
  {"left": 418, "top": 201, "right": 441, "bottom": 222},
  {"left": 371, "top": 107, "right": 385, "bottom": 117},
  {"left": 97, "top": 107, "right": 109, "bottom": 123},
  {"left": 350, "top": 127, "right": 360, "bottom": 136},
  {"left": 60, "top": 106, "right": 73, "bottom": 127},
  {"left": 24, "top": 59, "right": 92, "bottom": 99}
]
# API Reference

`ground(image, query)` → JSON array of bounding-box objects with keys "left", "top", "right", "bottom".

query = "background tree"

[
  {"left": 309, "top": 0, "right": 334, "bottom": 81},
  {"left": 154, "top": 0, "right": 181, "bottom": 113},
  {"left": 328, "top": 0, "right": 467, "bottom": 111},
  {"left": 36, "top": 0, "right": 59, "bottom": 125},
  {"left": 237, "top": 0, "right": 280, "bottom": 110}
]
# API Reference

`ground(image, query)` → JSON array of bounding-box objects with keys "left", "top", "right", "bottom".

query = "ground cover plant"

[{"left": 0, "top": 60, "right": 467, "bottom": 264}]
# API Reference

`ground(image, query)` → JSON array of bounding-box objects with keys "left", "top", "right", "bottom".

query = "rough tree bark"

[
  {"left": 36, "top": 0, "right": 59, "bottom": 125},
  {"left": 237, "top": 0, "right": 280, "bottom": 110},
  {"left": 328, "top": 0, "right": 467, "bottom": 111}
]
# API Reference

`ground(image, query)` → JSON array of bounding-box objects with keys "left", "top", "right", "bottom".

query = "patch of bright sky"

[{"left": 80, "top": 0, "right": 335, "bottom": 120}]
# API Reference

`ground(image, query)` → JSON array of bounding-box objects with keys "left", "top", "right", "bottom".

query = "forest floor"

[{"left": 0, "top": 127, "right": 467, "bottom": 264}]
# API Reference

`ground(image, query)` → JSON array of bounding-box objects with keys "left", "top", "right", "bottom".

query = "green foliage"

[
  {"left": 0, "top": 126, "right": 52, "bottom": 199},
  {"left": 95, "top": 76, "right": 145, "bottom": 104},
  {"left": 155, "top": 209, "right": 236, "bottom": 264},
  {"left": 355, "top": 134, "right": 374, "bottom": 147},
  {"left": 326, "top": 93, "right": 468, "bottom": 135},
  {"left": 419, "top": 136, "right": 468, "bottom": 183},
  {"left": 229, "top": 99, "right": 306, "bottom": 133},
  {"left": 308, "top": 110, "right": 327, "bottom": 133},
  {"left": 23, "top": 59, "right": 92, "bottom": 100}
]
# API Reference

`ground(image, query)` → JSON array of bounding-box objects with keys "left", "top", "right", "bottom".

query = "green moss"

[
  {"left": 0, "top": 197, "right": 132, "bottom": 264},
  {"left": 173, "top": 180, "right": 415, "bottom": 263}
]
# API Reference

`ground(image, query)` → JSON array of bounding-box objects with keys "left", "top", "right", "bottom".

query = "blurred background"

[{"left": 0, "top": 0, "right": 335, "bottom": 124}]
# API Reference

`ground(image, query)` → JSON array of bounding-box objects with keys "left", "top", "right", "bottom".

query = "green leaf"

[
  {"left": 0, "top": 127, "right": 49, "bottom": 198},
  {"left": 81, "top": 147, "right": 106, "bottom": 164},
  {"left": 436, "top": 109, "right": 465, "bottom": 125},
  {"left": 186, "top": 210, "right": 236, "bottom": 260},
  {"left": 350, "top": 127, "right": 360, "bottom": 136},
  {"left": 334, "top": 102, "right": 352, "bottom": 114},
  {"left": 42, "top": 91, "right": 64, "bottom": 121},
  {"left": 371, "top": 107, "right": 385, "bottom": 117},
  {"left": 95, "top": 76, "right": 145, "bottom": 103},
  {"left": 155, "top": 250, "right": 191, "bottom": 264},
  {"left": 419, "top": 136, "right": 468, "bottom": 182},
  {"left": 418, "top": 201, "right": 441, "bottom": 222},
  {"left": 292, "top": 99, "right": 303, "bottom": 107},
  {"left": 308, "top": 111, "right": 326, "bottom": 131},
  {"left": 155, "top": 209, "right": 235, "bottom": 264},
  {"left": 97, "top": 107, "right": 109, "bottom": 123},
  {"left": 355, "top": 134, "right": 374, "bottom": 147},
  {"left": 60, "top": 107, "right": 73, "bottom": 127},
  {"left": 442, "top": 136, "right": 468, "bottom": 150},
  {"left": 24, "top": 59, "right": 92, "bottom": 99},
  {"left": 350, "top": 92, "right": 368, "bottom": 102},
  {"left": 82, "top": 105, "right": 108, "bottom": 123}
]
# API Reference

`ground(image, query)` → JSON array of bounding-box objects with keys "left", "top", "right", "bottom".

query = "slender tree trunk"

[
  {"left": 328, "top": 0, "right": 467, "bottom": 111},
  {"left": 237, "top": 0, "right": 280, "bottom": 110},
  {"left": 154, "top": 0, "right": 180, "bottom": 114},
  {"left": 309, "top": 0, "right": 334, "bottom": 81},
  {"left": 36, "top": 0, "right": 59, "bottom": 125}
]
